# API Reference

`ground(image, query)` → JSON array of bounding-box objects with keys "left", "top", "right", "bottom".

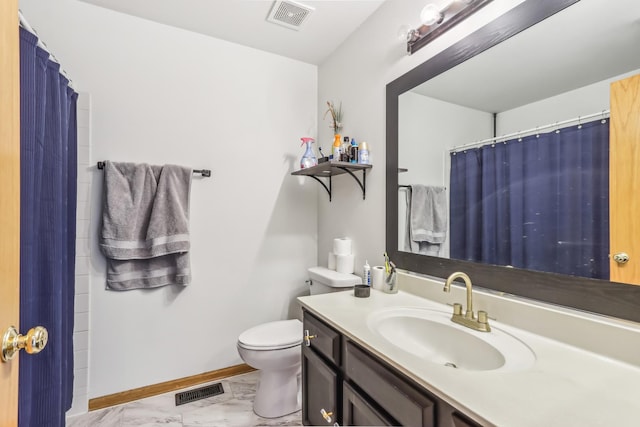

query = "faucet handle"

[
  {"left": 478, "top": 311, "right": 489, "bottom": 324},
  {"left": 452, "top": 303, "right": 462, "bottom": 316}
]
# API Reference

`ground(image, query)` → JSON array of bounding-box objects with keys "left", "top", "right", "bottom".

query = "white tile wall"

[{"left": 68, "top": 92, "right": 91, "bottom": 417}]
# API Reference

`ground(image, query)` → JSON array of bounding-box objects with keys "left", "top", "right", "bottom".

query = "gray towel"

[
  {"left": 100, "top": 161, "right": 193, "bottom": 290},
  {"left": 406, "top": 185, "right": 447, "bottom": 256}
]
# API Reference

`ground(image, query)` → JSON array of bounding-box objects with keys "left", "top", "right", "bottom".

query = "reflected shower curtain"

[
  {"left": 19, "top": 27, "right": 77, "bottom": 426},
  {"left": 450, "top": 119, "right": 609, "bottom": 279}
]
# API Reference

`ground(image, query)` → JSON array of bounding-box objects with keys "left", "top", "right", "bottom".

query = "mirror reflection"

[{"left": 397, "top": 0, "right": 640, "bottom": 283}]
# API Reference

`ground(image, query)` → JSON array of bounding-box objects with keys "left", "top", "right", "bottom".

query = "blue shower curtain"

[
  {"left": 450, "top": 119, "right": 609, "bottom": 279},
  {"left": 19, "top": 27, "right": 77, "bottom": 426}
]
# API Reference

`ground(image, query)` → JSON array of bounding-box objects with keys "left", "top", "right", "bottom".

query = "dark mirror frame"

[{"left": 386, "top": 0, "right": 640, "bottom": 324}]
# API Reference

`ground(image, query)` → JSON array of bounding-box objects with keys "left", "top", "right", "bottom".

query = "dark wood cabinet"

[
  {"left": 343, "top": 382, "right": 396, "bottom": 426},
  {"left": 303, "top": 309, "right": 341, "bottom": 365},
  {"left": 344, "top": 341, "right": 435, "bottom": 427},
  {"left": 302, "top": 309, "right": 485, "bottom": 427},
  {"left": 302, "top": 345, "right": 340, "bottom": 426}
]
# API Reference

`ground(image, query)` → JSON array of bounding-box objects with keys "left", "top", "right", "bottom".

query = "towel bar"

[{"left": 96, "top": 161, "right": 211, "bottom": 177}]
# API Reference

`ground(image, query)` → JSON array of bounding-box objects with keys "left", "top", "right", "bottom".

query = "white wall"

[
  {"left": 317, "top": 0, "right": 524, "bottom": 273},
  {"left": 397, "top": 92, "right": 493, "bottom": 255},
  {"left": 20, "top": 0, "right": 318, "bottom": 400},
  {"left": 497, "top": 68, "right": 640, "bottom": 135}
]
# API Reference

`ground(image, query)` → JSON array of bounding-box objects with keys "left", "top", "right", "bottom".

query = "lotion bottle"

[{"left": 332, "top": 134, "right": 342, "bottom": 160}]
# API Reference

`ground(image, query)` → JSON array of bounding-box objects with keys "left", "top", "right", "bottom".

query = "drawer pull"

[
  {"left": 320, "top": 408, "right": 334, "bottom": 423},
  {"left": 304, "top": 329, "right": 317, "bottom": 346}
]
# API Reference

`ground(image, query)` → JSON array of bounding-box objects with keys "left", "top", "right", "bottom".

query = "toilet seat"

[{"left": 238, "top": 319, "right": 302, "bottom": 351}]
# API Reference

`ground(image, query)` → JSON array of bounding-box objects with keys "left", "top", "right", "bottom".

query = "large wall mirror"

[{"left": 386, "top": 0, "right": 640, "bottom": 323}]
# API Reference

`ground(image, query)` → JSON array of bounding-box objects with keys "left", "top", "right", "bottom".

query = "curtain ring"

[
  {"left": 555, "top": 121, "right": 560, "bottom": 134},
  {"left": 535, "top": 127, "right": 540, "bottom": 138},
  {"left": 518, "top": 131, "right": 523, "bottom": 142},
  {"left": 577, "top": 116, "right": 582, "bottom": 129},
  {"left": 601, "top": 110, "right": 607, "bottom": 124}
]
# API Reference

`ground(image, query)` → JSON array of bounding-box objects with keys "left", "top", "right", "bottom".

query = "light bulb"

[
  {"left": 397, "top": 24, "right": 412, "bottom": 42},
  {"left": 420, "top": 3, "right": 443, "bottom": 26}
]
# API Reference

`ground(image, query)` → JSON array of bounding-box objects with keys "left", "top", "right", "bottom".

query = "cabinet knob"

[
  {"left": 304, "top": 329, "right": 316, "bottom": 347},
  {"left": 320, "top": 408, "right": 334, "bottom": 423}
]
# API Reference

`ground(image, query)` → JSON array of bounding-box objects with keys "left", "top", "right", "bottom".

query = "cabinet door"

[
  {"left": 345, "top": 341, "right": 435, "bottom": 427},
  {"left": 302, "top": 345, "right": 340, "bottom": 426},
  {"left": 451, "top": 412, "right": 483, "bottom": 427},
  {"left": 304, "top": 310, "right": 342, "bottom": 366},
  {"left": 343, "top": 382, "right": 396, "bottom": 426}
]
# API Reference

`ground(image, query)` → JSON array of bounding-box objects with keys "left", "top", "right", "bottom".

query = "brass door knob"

[
  {"left": 2, "top": 326, "right": 48, "bottom": 362},
  {"left": 613, "top": 252, "right": 630, "bottom": 264}
]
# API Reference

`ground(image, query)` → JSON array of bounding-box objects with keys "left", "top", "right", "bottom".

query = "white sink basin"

[{"left": 367, "top": 307, "right": 536, "bottom": 372}]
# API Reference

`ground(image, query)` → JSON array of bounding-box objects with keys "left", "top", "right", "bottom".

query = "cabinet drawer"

[
  {"left": 343, "top": 381, "right": 396, "bottom": 426},
  {"left": 303, "top": 311, "right": 341, "bottom": 366},
  {"left": 345, "top": 341, "right": 435, "bottom": 427}
]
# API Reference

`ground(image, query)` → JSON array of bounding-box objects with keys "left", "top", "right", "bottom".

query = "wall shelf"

[{"left": 291, "top": 161, "right": 372, "bottom": 201}]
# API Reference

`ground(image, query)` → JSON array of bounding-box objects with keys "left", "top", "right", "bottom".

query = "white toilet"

[{"left": 236, "top": 267, "right": 361, "bottom": 418}]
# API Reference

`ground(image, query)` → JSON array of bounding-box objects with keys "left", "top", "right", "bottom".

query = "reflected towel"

[{"left": 406, "top": 185, "right": 447, "bottom": 256}]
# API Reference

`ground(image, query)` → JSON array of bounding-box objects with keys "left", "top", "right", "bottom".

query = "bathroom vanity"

[
  {"left": 298, "top": 274, "right": 640, "bottom": 426},
  {"left": 301, "top": 308, "right": 480, "bottom": 427}
]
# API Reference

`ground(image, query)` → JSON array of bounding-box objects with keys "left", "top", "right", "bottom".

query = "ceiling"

[
  {"left": 79, "top": 0, "right": 386, "bottom": 65},
  {"left": 411, "top": 0, "right": 640, "bottom": 113}
]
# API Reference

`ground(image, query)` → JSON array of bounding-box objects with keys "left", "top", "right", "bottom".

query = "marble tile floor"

[{"left": 66, "top": 371, "right": 303, "bottom": 427}]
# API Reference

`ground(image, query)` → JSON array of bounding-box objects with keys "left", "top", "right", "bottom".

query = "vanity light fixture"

[{"left": 400, "top": 0, "right": 493, "bottom": 55}]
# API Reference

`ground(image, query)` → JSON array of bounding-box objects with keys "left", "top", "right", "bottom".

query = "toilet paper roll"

[
  {"left": 333, "top": 237, "right": 352, "bottom": 256},
  {"left": 335, "top": 254, "right": 355, "bottom": 274},
  {"left": 371, "top": 266, "right": 386, "bottom": 290},
  {"left": 328, "top": 252, "right": 336, "bottom": 270}
]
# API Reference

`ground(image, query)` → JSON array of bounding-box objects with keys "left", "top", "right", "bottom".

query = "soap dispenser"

[{"left": 299, "top": 137, "right": 318, "bottom": 169}]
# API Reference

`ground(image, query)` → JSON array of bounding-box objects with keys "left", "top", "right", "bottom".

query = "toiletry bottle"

[
  {"left": 358, "top": 141, "right": 370, "bottom": 165},
  {"left": 332, "top": 134, "right": 342, "bottom": 161},
  {"left": 350, "top": 138, "right": 358, "bottom": 164},
  {"left": 299, "top": 137, "right": 318, "bottom": 169},
  {"left": 341, "top": 136, "right": 351, "bottom": 162},
  {"left": 363, "top": 260, "right": 371, "bottom": 286}
]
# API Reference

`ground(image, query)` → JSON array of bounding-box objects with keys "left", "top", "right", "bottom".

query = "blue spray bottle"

[{"left": 300, "top": 137, "right": 318, "bottom": 169}]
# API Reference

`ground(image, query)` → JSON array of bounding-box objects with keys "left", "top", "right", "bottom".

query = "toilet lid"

[{"left": 238, "top": 319, "right": 303, "bottom": 350}]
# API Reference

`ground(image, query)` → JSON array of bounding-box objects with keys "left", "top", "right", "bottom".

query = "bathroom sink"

[{"left": 367, "top": 307, "right": 535, "bottom": 372}]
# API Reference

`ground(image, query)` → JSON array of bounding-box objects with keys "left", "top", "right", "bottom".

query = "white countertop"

[{"left": 298, "top": 289, "right": 640, "bottom": 427}]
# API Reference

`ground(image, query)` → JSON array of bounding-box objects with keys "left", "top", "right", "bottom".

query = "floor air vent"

[{"left": 175, "top": 382, "right": 224, "bottom": 406}]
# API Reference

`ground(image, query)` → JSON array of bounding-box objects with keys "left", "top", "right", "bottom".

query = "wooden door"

[
  {"left": 610, "top": 73, "right": 640, "bottom": 285},
  {"left": 0, "top": 0, "right": 21, "bottom": 425}
]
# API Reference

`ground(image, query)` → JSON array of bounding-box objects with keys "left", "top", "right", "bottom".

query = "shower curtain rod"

[
  {"left": 18, "top": 10, "right": 75, "bottom": 88},
  {"left": 96, "top": 161, "right": 212, "bottom": 177},
  {"left": 449, "top": 109, "right": 610, "bottom": 153}
]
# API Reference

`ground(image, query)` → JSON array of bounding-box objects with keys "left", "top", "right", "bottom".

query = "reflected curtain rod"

[
  {"left": 96, "top": 161, "right": 211, "bottom": 177},
  {"left": 450, "top": 109, "right": 610, "bottom": 153}
]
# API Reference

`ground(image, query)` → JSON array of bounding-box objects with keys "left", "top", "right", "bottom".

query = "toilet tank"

[{"left": 308, "top": 267, "right": 362, "bottom": 295}]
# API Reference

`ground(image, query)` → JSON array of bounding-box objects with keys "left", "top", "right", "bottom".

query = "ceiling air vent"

[{"left": 267, "top": 0, "right": 314, "bottom": 31}]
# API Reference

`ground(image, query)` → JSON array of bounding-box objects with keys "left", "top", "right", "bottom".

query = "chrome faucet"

[{"left": 443, "top": 272, "right": 491, "bottom": 332}]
